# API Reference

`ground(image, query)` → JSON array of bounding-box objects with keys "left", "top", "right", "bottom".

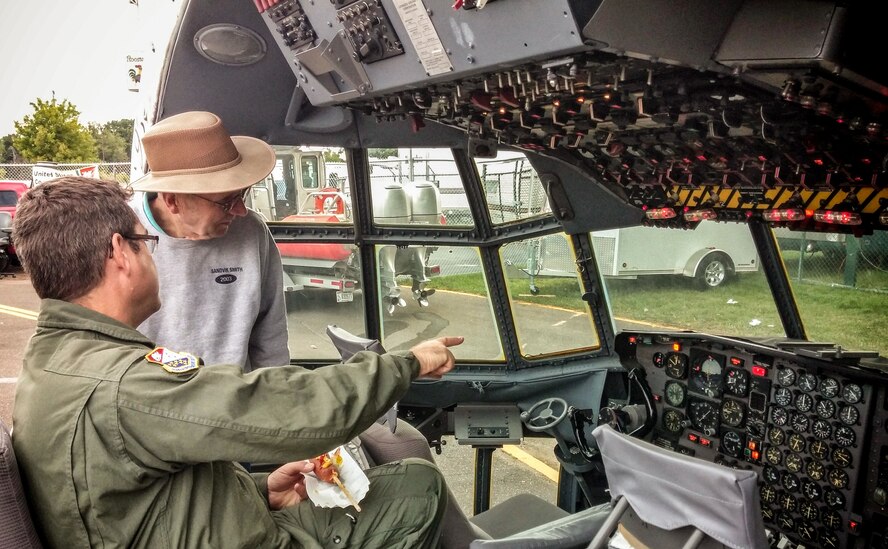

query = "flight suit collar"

[{"left": 38, "top": 299, "right": 155, "bottom": 347}]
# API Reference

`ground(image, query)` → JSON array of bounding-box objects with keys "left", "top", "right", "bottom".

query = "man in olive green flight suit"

[{"left": 11, "top": 176, "right": 463, "bottom": 549}]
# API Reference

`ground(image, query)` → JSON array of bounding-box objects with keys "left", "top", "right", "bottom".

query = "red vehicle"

[{"left": 0, "top": 181, "right": 28, "bottom": 269}]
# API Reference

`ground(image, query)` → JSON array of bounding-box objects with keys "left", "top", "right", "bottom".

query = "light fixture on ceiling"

[{"left": 194, "top": 24, "right": 266, "bottom": 66}]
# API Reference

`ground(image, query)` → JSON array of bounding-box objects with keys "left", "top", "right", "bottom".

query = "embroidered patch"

[{"left": 145, "top": 347, "right": 200, "bottom": 374}]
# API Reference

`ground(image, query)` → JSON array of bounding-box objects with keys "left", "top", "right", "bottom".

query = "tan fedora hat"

[{"left": 131, "top": 111, "right": 275, "bottom": 194}]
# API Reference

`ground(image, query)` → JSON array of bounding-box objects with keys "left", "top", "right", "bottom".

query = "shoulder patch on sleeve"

[{"left": 145, "top": 347, "right": 201, "bottom": 374}]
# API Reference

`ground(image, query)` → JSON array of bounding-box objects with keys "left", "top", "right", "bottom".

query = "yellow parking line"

[
  {"left": 502, "top": 444, "right": 559, "bottom": 483},
  {"left": 0, "top": 304, "right": 38, "bottom": 320}
]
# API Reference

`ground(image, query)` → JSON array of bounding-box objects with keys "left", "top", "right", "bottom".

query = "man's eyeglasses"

[
  {"left": 122, "top": 234, "right": 159, "bottom": 254},
  {"left": 194, "top": 188, "right": 250, "bottom": 213}
]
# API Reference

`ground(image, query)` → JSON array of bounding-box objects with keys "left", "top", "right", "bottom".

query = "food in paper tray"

[{"left": 305, "top": 446, "right": 369, "bottom": 512}]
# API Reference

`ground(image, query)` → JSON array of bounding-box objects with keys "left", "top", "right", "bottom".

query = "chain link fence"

[
  {"left": 776, "top": 230, "right": 888, "bottom": 293},
  {"left": 0, "top": 162, "right": 132, "bottom": 185}
]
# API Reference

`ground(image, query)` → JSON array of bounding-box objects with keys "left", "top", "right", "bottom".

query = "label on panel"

[{"left": 391, "top": 0, "right": 453, "bottom": 76}]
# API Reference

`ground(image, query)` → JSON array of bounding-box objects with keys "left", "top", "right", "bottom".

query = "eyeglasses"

[
  {"left": 122, "top": 233, "right": 159, "bottom": 254},
  {"left": 194, "top": 188, "right": 250, "bottom": 213}
]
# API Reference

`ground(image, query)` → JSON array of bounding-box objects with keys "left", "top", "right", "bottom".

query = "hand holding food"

[{"left": 312, "top": 448, "right": 362, "bottom": 512}]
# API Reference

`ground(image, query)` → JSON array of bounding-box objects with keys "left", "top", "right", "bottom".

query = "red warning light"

[
  {"left": 687, "top": 433, "right": 699, "bottom": 443},
  {"left": 730, "top": 357, "right": 743, "bottom": 367},
  {"left": 628, "top": 336, "right": 637, "bottom": 345},
  {"left": 700, "top": 438, "right": 712, "bottom": 447},
  {"left": 752, "top": 365, "right": 768, "bottom": 377}
]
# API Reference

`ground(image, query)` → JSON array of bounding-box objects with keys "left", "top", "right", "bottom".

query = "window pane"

[
  {"left": 378, "top": 245, "right": 503, "bottom": 361},
  {"left": 597, "top": 222, "right": 783, "bottom": 339},
  {"left": 501, "top": 235, "right": 600, "bottom": 358},
  {"left": 368, "top": 148, "right": 473, "bottom": 227},
  {"left": 252, "top": 146, "right": 350, "bottom": 223},
  {"left": 777, "top": 228, "right": 888, "bottom": 356},
  {"left": 473, "top": 151, "right": 550, "bottom": 224},
  {"left": 281, "top": 242, "right": 366, "bottom": 360}
]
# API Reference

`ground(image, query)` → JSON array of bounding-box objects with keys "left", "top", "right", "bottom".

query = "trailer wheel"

[{"left": 695, "top": 252, "right": 732, "bottom": 289}]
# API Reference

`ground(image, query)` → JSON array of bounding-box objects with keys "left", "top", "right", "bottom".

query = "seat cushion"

[
  {"left": 470, "top": 498, "right": 612, "bottom": 549},
  {"left": 0, "top": 419, "right": 43, "bottom": 548}
]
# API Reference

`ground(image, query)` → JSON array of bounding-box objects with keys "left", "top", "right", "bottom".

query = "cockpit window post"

[{"left": 749, "top": 220, "right": 806, "bottom": 340}]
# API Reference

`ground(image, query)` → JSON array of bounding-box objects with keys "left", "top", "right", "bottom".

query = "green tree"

[
  {"left": 323, "top": 149, "right": 344, "bottom": 163},
  {"left": 12, "top": 97, "right": 97, "bottom": 162},
  {"left": 89, "top": 121, "right": 131, "bottom": 162},
  {"left": 1, "top": 134, "right": 19, "bottom": 163},
  {"left": 369, "top": 148, "right": 397, "bottom": 159}
]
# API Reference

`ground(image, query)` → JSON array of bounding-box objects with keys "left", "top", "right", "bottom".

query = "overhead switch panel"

[{"left": 337, "top": 0, "right": 404, "bottom": 64}]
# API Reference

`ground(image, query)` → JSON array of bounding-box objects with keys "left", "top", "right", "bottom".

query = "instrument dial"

[
  {"left": 820, "top": 377, "right": 840, "bottom": 398},
  {"left": 822, "top": 510, "right": 842, "bottom": 530},
  {"left": 821, "top": 532, "right": 840, "bottom": 548},
  {"left": 767, "top": 427, "right": 785, "bottom": 446},
  {"left": 724, "top": 367, "right": 749, "bottom": 397},
  {"left": 760, "top": 484, "right": 777, "bottom": 504},
  {"left": 761, "top": 506, "right": 774, "bottom": 523},
  {"left": 776, "top": 512, "right": 795, "bottom": 531},
  {"left": 782, "top": 473, "right": 800, "bottom": 493},
  {"left": 790, "top": 412, "right": 809, "bottom": 433},
  {"left": 652, "top": 352, "right": 666, "bottom": 368},
  {"left": 799, "top": 500, "right": 819, "bottom": 521},
  {"left": 838, "top": 405, "right": 859, "bottom": 426},
  {"left": 832, "top": 448, "right": 852, "bottom": 468},
  {"left": 688, "top": 399, "right": 719, "bottom": 436},
  {"left": 779, "top": 492, "right": 797, "bottom": 511},
  {"left": 841, "top": 382, "right": 862, "bottom": 404},
  {"left": 827, "top": 468, "right": 849, "bottom": 489},
  {"left": 796, "top": 520, "right": 817, "bottom": 542},
  {"left": 664, "top": 381, "right": 686, "bottom": 407},
  {"left": 690, "top": 353, "right": 724, "bottom": 398},
  {"left": 810, "top": 440, "right": 830, "bottom": 461},
  {"left": 719, "top": 399, "right": 745, "bottom": 427},
  {"left": 788, "top": 433, "right": 806, "bottom": 453},
  {"left": 774, "top": 387, "right": 792, "bottom": 407},
  {"left": 816, "top": 399, "right": 836, "bottom": 419},
  {"left": 770, "top": 407, "right": 788, "bottom": 426},
  {"left": 662, "top": 409, "right": 684, "bottom": 434},
  {"left": 835, "top": 426, "right": 856, "bottom": 447},
  {"left": 797, "top": 372, "right": 817, "bottom": 392},
  {"left": 776, "top": 368, "right": 796, "bottom": 387},
  {"left": 812, "top": 419, "right": 832, "bottom": 440},
  {"left": 720, "top": 430, "right": 743, "bottom": 457},
  {"left": 801, "top": 479, "right": 822, "bottom": 501},
  {"left": 808, "top": 460, "right": 826, "bottom": 481},
  {"left": 795, "top": 393, "right": 813, "bottom": 412},
  {"left": 765, "top": 446, "right": 782, "bottom": 466},
  {"left": 665, "top": 352, "right": 688, "bottom": 379},
  {"left": 763, "top": 465, "right": 780, "bottom": 484},
  {"left": 823, "top": 488, "right": 846, "bottom": 510},
  {"left": 785, "top": 452, "right": 803, "bottom": 473}
]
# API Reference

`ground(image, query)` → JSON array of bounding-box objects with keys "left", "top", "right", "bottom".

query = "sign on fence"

[{"left": 31, "top": 163, "right": 100, "bottom": 186}]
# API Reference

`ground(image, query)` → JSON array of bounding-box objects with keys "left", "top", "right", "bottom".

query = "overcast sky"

[{"left": 0, "top": 0, "right": 144, "bottom": 136}]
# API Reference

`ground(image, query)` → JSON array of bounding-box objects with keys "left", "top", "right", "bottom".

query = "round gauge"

[
  {"left": 788, "top": 433, "right": 806, "bottom": 453},
  {"left": 662, "top": 409, "right": 685, "bottom": 434},
  {"left": 797, "top": 372, "right": 818, "bottom": 392},
  {"left": 779, "top": 492, "right": 797, "bottom": 511},
  {"left": 776, "top": 368, "right": 796, "bottom": 387},
  {"left": 799, "top": 500, "right": 819, "bottom": 521},
  {"left": 820, "top": 377, "right": 840, "bottom": 398},
  {"left": 827, "top": 468, "right": 849, "bottom": 489},
  {"left": 765, "top": 446, "right": 783, "bottom": 465},
  {"left": 816, "top": 399, "right": 836, "bottom": 419},
  {"left": 776, "top": 511, "right": 795, "bottom": 531},
  {"left": 795, "top": 393, "right": 813, "bottom": 412},
  {"left": 810, "top": 440, "right": 830, "bottom": 461},
  {"left": 721, "top": 430, "right": 743, "bottom": 457},
  {"left": 832, "top": 448, "right": 852, "bottom": 468},
  {"left": 652, "top": 352, "right": 666, "bottom": 368},
  {"left": 822, "top": 510, "right": 842, "bottom": 530},
  {"left": 790, "top": 412, "right": 809, "bottom": 433},
  {"left": 823, "top": 488, "right": 846, "bottom": 510},
  {"left": 770, "top": 407, "right": 789, "bottom": 426},
  {"left": 664, "top": 381, "right": 687, "bottom": 407},
  {"left": 724, "top": 367, "right": 749, "bottom": 397},
  {"left": 782, "top": 472, "right": 800, "bottom": 493},
  {"left": 835, "top": 425, "right": 856, "bottom": 447},
  {"left": 785, "top": 453, "right": 803, "bottom": 473},
  {"left": 839, "top": 405, "right": 859, "bottom": 426},
  {"left": 690, "top": 353, "right": 724, "bottom": 398},
  {"left": 688, "top": 399, "right": 719, "bottom": 436},
  {"left": 841, "top": 383, "right": 862, "bottom": 404},
  {"left": 760, "top": 484, "right": 777, "bottom": 504},
  {"left": 720, "top": 399, "right": 745, "bottom": 427},
  {"left": 796, "top": 520, "right": 817, "bottom": 542},
  {"left": 812, "top": 419, "right": 832, "bottom": 440},
  {"left": 808, "top": 460, "right": 826, "bottom": 481},
  {"left": 774, "top": 387, "right": 793, "bottom": 407},
  {"left": 801, "top": 479, "right": 822, "bottom": 501},
  {"left": 761, "top": 506, "right": 775, "bottom": 523},
  {"left": 821, "top": 532, "right": 839, "bottom": 549},
  {"left": 763, "top": 465, "right": 780, "bottom": 484},
  {"left": 665, "top": 352, "right": 688, "bottom": 379},
  {"left": 767, "top": 427, "right": 785, "bottom": 446}
]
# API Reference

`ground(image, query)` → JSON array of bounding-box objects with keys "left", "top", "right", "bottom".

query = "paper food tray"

[{"left": 305, "top": 446, "right": 370, "bottom": 509}]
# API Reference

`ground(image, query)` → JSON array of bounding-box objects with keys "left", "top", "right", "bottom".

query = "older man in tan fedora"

[{"left": 131, "top": 111, "right": 488, "bottom": 548}]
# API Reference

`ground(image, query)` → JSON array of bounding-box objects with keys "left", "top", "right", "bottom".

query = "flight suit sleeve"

[{"left": 115, "top": 350, "right": 418, "bottom": 472}]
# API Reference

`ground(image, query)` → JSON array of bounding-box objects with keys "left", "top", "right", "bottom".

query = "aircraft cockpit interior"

[{"left": 130, "top": 1, "right": 888, "bottom": 547}]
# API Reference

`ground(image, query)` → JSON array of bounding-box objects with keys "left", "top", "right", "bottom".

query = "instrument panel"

[{"left": 618, "top": 333, "right": 888, "bottom": 549}]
